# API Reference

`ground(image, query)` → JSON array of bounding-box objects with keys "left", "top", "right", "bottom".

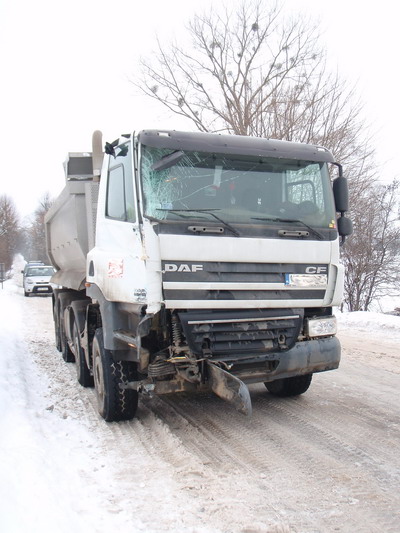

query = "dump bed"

[{"left": 45, "top": 152, "right": 99, "bottom": 291}]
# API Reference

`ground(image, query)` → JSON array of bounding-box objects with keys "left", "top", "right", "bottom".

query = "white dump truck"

[{"left": 45, "top": 130, "right": 352, "bottom": 421}]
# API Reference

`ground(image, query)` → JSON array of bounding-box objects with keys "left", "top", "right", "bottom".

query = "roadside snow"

[
  {"left": 0, "top": 281, "right": 134, "bottom": 533},
  {"left": 336, "top": 308, "right": 400, "bottom": 343}
]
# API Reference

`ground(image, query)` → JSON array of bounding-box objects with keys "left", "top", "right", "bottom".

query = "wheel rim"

[{"left": 93, "top": 341, "right": 105, "bottom": 406}]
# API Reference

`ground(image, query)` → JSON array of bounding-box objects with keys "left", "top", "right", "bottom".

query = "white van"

[{"left": 23, "top": 265, "right": 56, "bottom": 297}]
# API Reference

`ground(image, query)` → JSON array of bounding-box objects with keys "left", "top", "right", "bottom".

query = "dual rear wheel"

[{"left": 72, "top": 321, "right": 93, "bottom": 388}]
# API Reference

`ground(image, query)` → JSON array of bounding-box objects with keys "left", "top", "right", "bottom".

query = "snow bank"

[
  {"left": 0, "top": 280, "right": 146, "bottom": 533},
  {"left": 0, "top": 280, "right": 64, "bottom": 531},
  {"left": 336, "top": 308, "right": 400, "bottom": 343}
]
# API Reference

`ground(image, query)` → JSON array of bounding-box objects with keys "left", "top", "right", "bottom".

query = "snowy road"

[{"left": 1, "top": 277, "right": 400, "bottom": 533}]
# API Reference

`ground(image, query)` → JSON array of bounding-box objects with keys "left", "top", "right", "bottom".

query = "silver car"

[{"left": 23, "top": 265, "right": 56, "bottom": 297}]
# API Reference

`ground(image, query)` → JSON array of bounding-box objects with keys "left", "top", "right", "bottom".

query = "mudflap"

[{"left": 206, "top": 361, "right": 252, "bottom": 417}]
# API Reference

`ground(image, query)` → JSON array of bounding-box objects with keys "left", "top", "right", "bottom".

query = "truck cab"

[{"left": 45, "top": 130, "right": 352, "bottom": 421}]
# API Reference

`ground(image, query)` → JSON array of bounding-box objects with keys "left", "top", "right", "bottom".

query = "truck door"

[{"left": 88, "top": 139, "right": 145, "bottom": 303}]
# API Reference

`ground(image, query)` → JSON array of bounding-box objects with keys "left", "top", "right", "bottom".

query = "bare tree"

[
  {"left": 138, "top": 1, "right": 323, "bottom": 135},
  {"left": 341, "top": 181, "right": 400, "bottom": 311},
  {"left": 0, "top": 195, "right": 21, "bottom": 273},
  {"left": 23, "top": 193, "right": 53, "bottom": 263}
]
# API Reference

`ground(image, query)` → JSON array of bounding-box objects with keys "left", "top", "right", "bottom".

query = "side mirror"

[
  {"left": 333, "top": 176, "right": 349, "bottom": 213},
  {"left": 337, "top": 216, "right": 353, "bottom": 237}
]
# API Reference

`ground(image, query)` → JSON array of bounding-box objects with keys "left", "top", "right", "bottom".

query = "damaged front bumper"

[
  {"left": 204, "top": 336, "right": 340, "bottom": 416},
  {"left": 228, "top": 335, "right": 341, "bottom": 384},
  {"left": 123, "top": 336, "right": 340, "bottom": 417}
]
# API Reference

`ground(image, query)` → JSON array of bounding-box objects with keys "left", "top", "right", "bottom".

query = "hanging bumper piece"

[{"left": 206, "top": 361, "right": 252, "bottom": 417}]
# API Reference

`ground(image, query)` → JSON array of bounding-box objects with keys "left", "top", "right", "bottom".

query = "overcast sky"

[{"left": 0, "top": 0, "right": 398, "bottom": 218}]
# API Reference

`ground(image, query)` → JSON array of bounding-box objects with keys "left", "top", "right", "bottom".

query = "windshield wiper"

[
  {"left": 157, "top": 208, "right": 240, "bottom": 237},
  {"left": 251, "top": 216, "right": 323, "bottom": 240}
]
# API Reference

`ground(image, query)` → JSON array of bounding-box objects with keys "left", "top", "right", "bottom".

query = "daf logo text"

[{"left": 164, "top": 263, "right": 204, "bottom": 273}]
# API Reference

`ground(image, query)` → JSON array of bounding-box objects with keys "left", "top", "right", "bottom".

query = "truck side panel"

[{"left": 45, "top": 181, "right": 99, "bottom": 290}]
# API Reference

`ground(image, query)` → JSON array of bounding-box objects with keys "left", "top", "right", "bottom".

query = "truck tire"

[
  {"left": 73, "top": 321, "right": 94, "bottom": 388},
  {"left": 265, "top": 374, "right": 312, "bottom": 397},
  {"left": 92, "top": 328, "right": 138, "bottom": 422},
  {"left": 60, "top": 320, "right": 75, "bottom": 363}
]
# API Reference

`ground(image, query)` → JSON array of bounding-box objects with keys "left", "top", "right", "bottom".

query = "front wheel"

[
  {"left": 92, "top": 328, "right": 138, "bottom": 422},
  {"left": 265, "top": 374, "right": 313, "bottom": 397}
]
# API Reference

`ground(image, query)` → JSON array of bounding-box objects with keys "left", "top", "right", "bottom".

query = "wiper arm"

[
  {"left": 251, "top": 216, "right": 323, "bottom": 240},
  {"left": 251, "top": 216, "right": 283, "bottom": 223},
  {"left": 284, "top": 219, "right": 323, "bottom": 240},
  {"left": 157, "top": 208, "right": 240, "bottom": 237}
]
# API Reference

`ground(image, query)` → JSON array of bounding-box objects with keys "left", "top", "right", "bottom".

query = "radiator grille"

[
  {"left": 178, "top": 309, "right": 303, "bottom": 357},
  {"left": 162, "top": 261, "right": 328, "bottom": 303}
]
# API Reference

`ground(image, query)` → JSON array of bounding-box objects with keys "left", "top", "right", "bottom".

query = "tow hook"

[{"left": 206, "top": 361, "right": 252, "bottom": 416}]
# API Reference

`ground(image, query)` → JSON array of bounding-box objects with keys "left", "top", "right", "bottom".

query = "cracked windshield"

[{"left": 141, "top": 146, "right": 336, "bottom": 228}]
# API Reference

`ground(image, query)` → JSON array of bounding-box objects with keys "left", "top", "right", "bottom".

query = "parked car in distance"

[{"left": 23, "top": 265, "right": 56, "bottom": 297}]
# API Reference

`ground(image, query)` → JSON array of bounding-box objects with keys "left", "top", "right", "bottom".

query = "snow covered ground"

[
  {"left": 1, "top": 263, "right": 215, "bottom": 533},
  {"left": 0, "top": 280, "right": 134, "bottom": 533},
  {"left": 1, "top": 259, "right": 399, "bottom": 533}
]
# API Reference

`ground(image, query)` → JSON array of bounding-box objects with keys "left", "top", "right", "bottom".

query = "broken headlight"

[{"left": 306, "top": 316, "right": 337, "bottom": 338}]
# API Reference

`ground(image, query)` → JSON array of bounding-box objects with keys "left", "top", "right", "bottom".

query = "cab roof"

[{"left": 138, "top": 129, "right": 335, "bottom": 163}]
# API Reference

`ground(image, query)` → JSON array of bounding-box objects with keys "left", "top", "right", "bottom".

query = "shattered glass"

[{"left": 140, "top": 145, "right": 336, "bottom": 228}]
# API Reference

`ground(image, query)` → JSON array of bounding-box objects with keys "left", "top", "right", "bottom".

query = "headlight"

[{"left": 306, "top": 316, "right": 337, "bottom": 337}]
